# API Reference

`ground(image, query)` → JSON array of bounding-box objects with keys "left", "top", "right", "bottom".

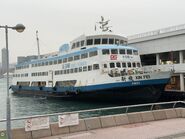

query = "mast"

[{"left": 36, "top": 30, "right": 41, "bottom": 59}]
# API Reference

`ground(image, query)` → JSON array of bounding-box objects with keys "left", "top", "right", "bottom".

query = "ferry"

[{"left": 11, "top": 17, "right": 172, "bottom": 102}]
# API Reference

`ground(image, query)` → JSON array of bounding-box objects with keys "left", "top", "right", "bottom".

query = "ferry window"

[
  {"left": 137, "top": 62, "right": 141, "bottom": 67},
  {"left": 72, "top": 43, "right": 75, "bottom": 49},
  {"left": 122, "top": 62, "right": 126, "bottom": 68},
  {"left": 64, "top": 70, "right": 67, "bottom": 74},
  {"left": 54, "top": 60, "right": 57, "bottom": 64},
  {"left": 102, "top": 38, "right": 108, "bottom": 44},
  {"left": 127, "top": 49, "right": 132, "bottom": 55},
  {"left": 63, "top": 58, "right": 67, "bottom": 63},
  {"left": 45, "top": 61, "right": 48, "bottom": 66},
  {"left": 49, "top": 61, "right": 53, "bottom": 65},
  {"left": 55, "top": 71, "right": 58, "bottom": 75},
  {"left": 38, "top": 63, "right": 41, "bottom": 66},
  {"left": 127, "top": 62, "right": 131, "bottom": 68},
  {"left": 76, "top": 42, "right": 80, "bottom": 48},
  {"left": 109, "top": 38, "right": 114, "bottom": 44},
  {"left": 88, "top": 65, "right": 92, "bottom": 71},
  {"left": 120, "top": 40, "right": 124, "bottom": 45},
  {"left": 74, "top": 55, "right": 80, "bottom": 60},
  {"left": 94, "top": 38, "right": 101, "bottom": 44},
  {"left": 132, "top": 62, "right": 136, "bottom": 68},
  {"left": 103, "top": 64, "right": 107, "bottom": 68},
  {"left": 89, "top": 51, "right": 98, "bottom": 57},
  {"left": 93, "top": 64, "right": 99, "bottom": 70},
  {"left": 70, "top": 69, "right": 74, "bottom": 73},
  {"left": 68, "top": 57, "right": 73, "bottom": 62},
  {"left": 119, "top": 49, "right": 125, "bottom": 54},
  {"left": 79, "top": 67, "right": 82, "bottom": 72},
  {"left": 60, "top": 70, "right": 63, "bottom": 74},
  {"left": 83, "top": 66, "right": 87, "bottom": 71},
  {"left": 111, "top": 49, "right": 118, "bottom": 54},
  {"left": 133, "top": 50, "right": 138, "bottom": 55},
  {"left": 110, "top": 63, "right": 115, "bottom": 68},
  {"left": 116, "top": 62, "right": 121, "bottom": 68},
  {"left": 67, "top": 69, "right": 70, "bottom": 74},
  {"left": 38, "top": 72, "right": 41, "bottom": 76},
  {"left": 87, "top": 39, "right": 93, "bottom": 45},
  {"left": 81, "top": 40, "right": 85, "bottom": 46},
  {"left": 102, "top": 49, "right": 110, "bottom": 55},
  {"left": 58, "top": 59, "right": 62, "bottom": 64},
  {"left": 115, "top": 39, "right": 119, "bottom": 45},
  {"left": 32, "top": 64, "right": 34, "bottom": 67},
  {"left": 74, "top": 68, "right": 78, "bottom": 73},
  {"left": 42, "top": 62, "right": 44, "bottom": 66},
  {"left": 81, "top": 53, "right": 88, "bottom": 59}
]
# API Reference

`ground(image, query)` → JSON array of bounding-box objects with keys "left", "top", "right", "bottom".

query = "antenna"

[{"left": 36, "top": 30, "right": 41, "bottom": 59}]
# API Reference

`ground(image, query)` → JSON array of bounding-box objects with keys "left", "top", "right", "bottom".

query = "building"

[
  {"left": 17, "top": 55, "right": 38, "bottom": 64},
  {"left": 128, "top": 24, "right": 185, "bottom": 92},
  {"left": 17, "top": 51, "right": 59, "bottom": 64},
  {"left": 1, "top": 48, "right": 8, "bottom": 74}
]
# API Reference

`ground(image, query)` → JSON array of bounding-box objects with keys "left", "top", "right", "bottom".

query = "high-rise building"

[{"left": 1, "top": 48, "right": 8, "bottom": 74}]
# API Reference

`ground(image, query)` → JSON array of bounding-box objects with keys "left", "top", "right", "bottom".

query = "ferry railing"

[
  {"left": 128, "top": 23, "right": 185, "bottom": 40},
  {"left": 0, "top": 101, "right": 184, "bottom": 129},
  {"left": 142, "top": 64, "right": 174, "bottom": 73}
]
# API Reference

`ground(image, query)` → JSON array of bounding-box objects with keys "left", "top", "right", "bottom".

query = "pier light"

[
  {"left": 12, "top": 24, "right": 25, "bottom": 33},
  {"left": 0, "top": 24, "right": 25, "bottom": 139}
]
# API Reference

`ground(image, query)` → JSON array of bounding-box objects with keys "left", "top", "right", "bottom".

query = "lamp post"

[{"left": 0, "top": 24, "right": 25, "bottom": 139}]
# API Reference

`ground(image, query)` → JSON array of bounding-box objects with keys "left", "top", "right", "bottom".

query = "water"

[
  {"left": 0, "top": 78, "right": 120, "bottom": 120},
  {"left": 0, "top": 78, "right": 181, "bottom": 129}
]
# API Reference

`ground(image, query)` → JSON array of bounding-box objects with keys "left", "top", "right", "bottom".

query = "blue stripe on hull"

[
  {"left": 11, "top": 78, "right": 170, "bottom": 103},
  {"left": 11, "top": 78, "right": 169, "bottom": 94},
  {"left": 79, "top": 78, "right": 169, "bottom": 92}
]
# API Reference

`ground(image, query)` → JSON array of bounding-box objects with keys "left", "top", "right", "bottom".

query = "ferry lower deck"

[{"left": 11, "top": 77, "right": 170, "bottom": 103}]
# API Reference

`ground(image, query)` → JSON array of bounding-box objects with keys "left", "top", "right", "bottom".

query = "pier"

[{"left": 1, "top": 101, "right": 185, "bottom": 139}]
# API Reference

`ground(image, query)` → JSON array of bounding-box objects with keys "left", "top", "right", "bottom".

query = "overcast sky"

[{"left": 0, "top": 0, "right": 185, "bottom": 63}]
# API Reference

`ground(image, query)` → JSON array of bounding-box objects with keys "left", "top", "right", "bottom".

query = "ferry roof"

[
  {"left": 16, "top": 44, "right": 137, "bottom": 67},
  {"left": 71, "top": 33, "right": 128, "bottom": 44}
]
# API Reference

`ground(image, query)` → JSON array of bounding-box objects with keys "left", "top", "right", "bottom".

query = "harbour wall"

[{"left": 1, "top": 108, "right": 185, "bottom": 139}]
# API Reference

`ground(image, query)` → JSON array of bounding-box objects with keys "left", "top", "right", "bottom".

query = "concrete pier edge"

[{"left": 0, "top": 108, "right": 184, "bottom": 139}]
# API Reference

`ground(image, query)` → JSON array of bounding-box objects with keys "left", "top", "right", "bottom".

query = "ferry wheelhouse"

[{"left": 11, "top": 18, "right": 172, "bottom": 102}]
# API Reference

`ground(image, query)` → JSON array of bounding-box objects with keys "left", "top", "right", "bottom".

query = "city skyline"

[{"left": 0, "top": 0, "right": 185, "bottom": 63}]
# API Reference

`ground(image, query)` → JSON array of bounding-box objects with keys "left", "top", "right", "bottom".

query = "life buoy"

[
  {"left": 39, "top": 86, "right": 43, "bottom": 90},
  {"left": 53, "top": 87, "right": 57, "bottom": 91},
  {"left": 128, "top": 76, "right": 133, "bottom": 81},
  {"left": 128, "top": 69, "right": 134, "bottom": 75},
  {"left": 19, "top": 85, "right": 22, "bottom": 89}
]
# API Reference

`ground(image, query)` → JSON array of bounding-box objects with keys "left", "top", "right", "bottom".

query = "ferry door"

[
  {"left": 101, "top": 62, "right": 109, "bottom": 74},
  {"left": 48, "top": 70, "right": 53, "bottom": 87}
]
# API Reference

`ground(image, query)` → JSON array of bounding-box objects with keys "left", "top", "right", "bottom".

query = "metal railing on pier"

[{"left": 0, "top": 101, "right": 184, "bottom": 129}]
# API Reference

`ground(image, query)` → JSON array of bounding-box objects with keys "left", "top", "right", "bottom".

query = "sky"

[{"left": 0, "top": 0, "right": 185, "bottom": 63}]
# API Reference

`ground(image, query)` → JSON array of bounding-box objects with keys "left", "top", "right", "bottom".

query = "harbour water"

[{"left": 0, "top": 78, "right": 120, "bottom": 120}]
